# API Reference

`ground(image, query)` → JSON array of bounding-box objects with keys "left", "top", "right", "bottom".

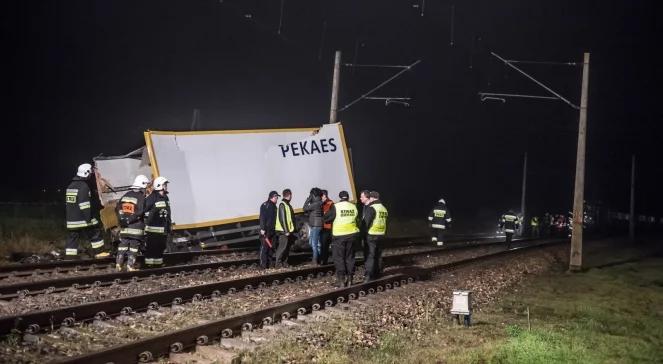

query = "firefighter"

[
  {"left": 259, "top": 191, "right": 279, "bottom": 269},
  {"left": 64, "top": 163, "right": 110, "bottom": 259},
  {"left": 499, "top": 210, "right": 520, "bottom": 249},
  {"left": 530, "top": 216, "right": 540, "bottom": 238},
  {"left": 428, "top": 198, "right": 452, "bottom": 246},
  {"left": 363, "top": 191, "right": 388, "bottom": 282},
  {"left": 320, "top": 190, "right": 334, "bottom": 265},
  {"left": 323, "top": 190, "right": 360, "bottom": 287},
  {"left": 143, "top": 176, "right": 171, "bottom": 268},
  {"left": 275, "top": 188, "right": 295, "bottom": 268},
  {"left": 115, "top": 175, "right": 149, "bottom": 271}
]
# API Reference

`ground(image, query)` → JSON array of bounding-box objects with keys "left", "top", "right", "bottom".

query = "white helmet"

[
  {"left": 438, "top": 198, "right": 446, "bottom": 204},
  {"left": 153, "top": 176, "right": 169, "bottom": 191},
  {"left": 131, "top": 175, "right": 150, "bottom": 189},
  {"left": 77, "top": 163, "right": 92, "bottom": 178}
]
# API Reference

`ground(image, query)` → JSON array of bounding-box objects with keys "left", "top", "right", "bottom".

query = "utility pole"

[
  {"left": 329, "top": 50, "right": 341, "bottom": 124},
  {"left": 520, "top": 152, "right": 527, "bottom": 236},
  {"left": 191, "top": 108, "right": 200, "bottom": 130},
  {"left": 629, "top": 154, "right": 636, "bottom": 243},
  {"left": 569, "top": 52, "right": 590, "bottom": 272}
]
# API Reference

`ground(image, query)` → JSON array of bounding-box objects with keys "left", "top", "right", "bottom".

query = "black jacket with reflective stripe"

[
  {"left": 428, "top": 202, "right": 451, "bottom": 228},
  {"left": 65, "top": 177, "right": 97, "bottom": 229},
  {"left": 145, "top": 192, "right": 171, "bottom": 233},
  {"left": 116, "top": 189, "right": 147, "bottom": 234}
]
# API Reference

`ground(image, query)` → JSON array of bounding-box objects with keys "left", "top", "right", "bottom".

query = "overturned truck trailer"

[{"left": 94, "top": 123, "right": 356, "bottom": 251}]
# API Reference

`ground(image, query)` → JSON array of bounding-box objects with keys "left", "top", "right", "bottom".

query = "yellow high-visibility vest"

[
  {"left": 368, "top": 203, "right": 388, "bottom": 236},
  {"left": 332, "top": 201, "right": 359, "bottom": 236},
  {"left": 275, "top": 201, "right": 295, "bottom": 233}
]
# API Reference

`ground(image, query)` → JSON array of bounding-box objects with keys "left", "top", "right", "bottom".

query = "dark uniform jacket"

[
  {"left": 500, "top": 213, "right": 520, "bottom": 233},
  {"left": 65, "top": 176, "right": 99, "bottom": 230},
  {"left": 363, "top": 200, "right": 378, "bottom": 231},
  {"left": 259, "top": 200, "right": 277, "bottom": 236},
  {"left": 144, "top": 192, "right": 171, "bottom": 234},
  {"left": 428, "top": 202, "right": 451, "bottom": 229},
  {"left": 303, "top": 194, "right": 323, "bottom": 227},
  {"left": 116, "top": 189, "right": 147, "bottom": 238}
]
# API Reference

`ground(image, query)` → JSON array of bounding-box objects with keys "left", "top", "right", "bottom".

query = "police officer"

[
  {"left": 428, "top": 198, "right": 452, "bottom": 246},
  {"left": 259, "top": 191, "right": 279, "bottom": 269},
  {"left": 275, "top": 188, "right": 295, "bottom": 268},
  {"left": 363, "top": 191, "right": 388, "bottom": 282},
  {"left": 116, "top": 175, "right": 149, "bottom": 271},
  {"left": 500, "top": 210, "right": 520, "bottom": 249},
  {"left": 323, "top": 190, "right": 360, "bottom": 287},
  {"left": 143, "top": 176, "right": 171, "bottom": 268},
  {"left": 64, "top": 163, "right": 110, "bottom": 259}
]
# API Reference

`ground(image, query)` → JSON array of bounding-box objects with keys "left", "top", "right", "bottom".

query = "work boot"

[
  {"left": 343, "top": 276, "right": 350, "bottom": 287},
  {"left": 127, "top": 266, "right": 139, "bottom": 272},
  {"left": 95, "top": 251, "right": 110, "bottom": 259},
  {"left": 332, "top": 276, "right": 344, "bottom": 288},
  {"left": 115, "top": 263, "right": 123, "bottom": 272}
]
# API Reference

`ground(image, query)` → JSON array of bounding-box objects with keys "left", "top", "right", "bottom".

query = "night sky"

[{"left": 3, "top": 0, "right": 661, "bottom": 222}]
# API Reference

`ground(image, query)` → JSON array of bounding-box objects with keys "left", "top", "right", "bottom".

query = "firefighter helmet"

[
  {"left": 77, "top": 163, "right": 92, "bottom": 178},
  {"left": 153, "top": 176, "right": 169, "bottom": 191},
  {"left": 131, "top": 175, "right": 150, "bottom": 189}
]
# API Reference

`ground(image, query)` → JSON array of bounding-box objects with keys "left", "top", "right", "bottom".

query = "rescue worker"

[
  {"left": 428, "top": 198, "right": 451, "bottom": 246},
  {"left": 363, "top": 191, "right": 388, "bottom": 282},
  {"left": 259, "top": 191, "right": 279, "bottom": 269},
  {"left": 116, "top": 175, "right": 149, "bottom": 271},
  {"left": 64, "top": 163, "right": 110, "bottom": 259},
  {"left": 320, "top": 190, "right": 334, "bottom": 265},
  {"left": 275, "top": 188, "right": 295, "bottom": 268},
  {"left": 143, "top": 176, "right": 171, "bottom": 268},
  {"left": 323, "top": 190, "right": 359, "bottom": 287},
  {"left": 359, "top": 190, "right": 371, "bottom": 261},
  {"left": 303, "top": 187, "right": 323, "bottom": 265},
  {"left": 530, "top": 216, "right": 540, "bottom": 238},
  {"left": 499, "top": 210, "right": 520, "bottom": 249}
]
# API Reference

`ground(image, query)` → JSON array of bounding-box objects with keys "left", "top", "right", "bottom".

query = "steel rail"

[{"left": 58, "top": 239, "right": 566, "bottom": 364}]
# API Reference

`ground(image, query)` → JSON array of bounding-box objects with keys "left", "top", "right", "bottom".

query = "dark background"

[{"left": 2, "top": 0, "right": 661, "bottom": 224}]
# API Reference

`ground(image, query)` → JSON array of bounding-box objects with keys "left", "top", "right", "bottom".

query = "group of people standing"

[
  {"left": 64, "top": 163, "right": 172, "bottom": 271},
  {"left": 258, "top": 188, "right": 388, "bottom": 288}
]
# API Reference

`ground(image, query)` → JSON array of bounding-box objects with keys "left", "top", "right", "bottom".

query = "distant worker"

[
  {"left": 530, "top": 216, "right": 540, "bottom": 238},
  {"left": 428, "top": 198, "right": 452, "bottom": 246},
  {"left": 324, "top": 190, "right": 360, "bottom": 287},
  {"left": 359, "top": 190, "right": 371, "bottom": 262},
  {"left": 116, "top": 175, "right": 149, "bottom": 271},
  {"left": 258, "top": 191, "right": 279, "bottom": 269},
  {"left": 303, "top": 187, "right": 323, "bottom": 265},
  {"left": 320, "top": 190, "right": 334, "bottom": 265},
  {"left": 275, "top": 188, "right": 295, "bottom": 268},
  {"left": 143, "top": 176, "right": 171, "bottom": 268},
  {"left": 363, "top": 191, "right": 388, "bottom": 282},
  {"left": 499, "top": 210, "right": 520, "bottom": 249},
  {"left": 64, "top": 163, "right": 110, "bottom": 259}
]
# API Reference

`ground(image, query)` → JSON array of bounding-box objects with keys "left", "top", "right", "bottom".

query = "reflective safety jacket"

[
  {"left": 116, "top": 189, "right": 147, "bottom": 238},
  {"left": 530, "top": 216, "right": 539, "bottom": 227},
  {"left": 325, "top": 200, "right": 360, "bottom": 237},
  {"left": 500, "top": 213, "right": 520, "bottom": 233},
  {"left": 275, "top": 199, "right": 295, "bottom": 233},
  {"left": 428, "top": 202, "right": 451, "bottom": 230},
  {"left": 65, "top": 176, "right": 99, "bottom": 230},
  {"left": 144, "top": 192, "right": 171, "bottom": 234},
  {"left": 366, "top": 201, "right": 388, "bottom": 236}
]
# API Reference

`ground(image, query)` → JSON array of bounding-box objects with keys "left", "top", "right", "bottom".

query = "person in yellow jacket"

[
  {"left": 275, "top": 189, "right": 295, "bottom": 268},
  {"left": 363, "top": 191, "right": 388, "bottom": 282},
  {"left": 323, "top": 190, "right": 360, "bottom": 287}
]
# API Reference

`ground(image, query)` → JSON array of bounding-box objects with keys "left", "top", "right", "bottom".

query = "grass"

[
  {"left": 246, "top": 257, "right": 663, "bottom": 364},
  {"left": 0, "top": 216, "right": 67, "bottom": 262}
]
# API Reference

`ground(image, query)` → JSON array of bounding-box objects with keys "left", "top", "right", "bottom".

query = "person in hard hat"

[
  {"left": 275, "top": 188, "right": 295, "bottom": 268},
  {"left": 259, "top": 191, "right": 279, "bottom": 269},
  {"left": 115, "top": 175, "right": 150, "bottom": 271},
  {"left": 428, "top": 198, "right": 452, "bottom": 246},
  {"left": 323, "top": 190, "right": 360, "bottom": 287},
  {"left": 319, "top": 189, "right": 334, "bottom": 265},
  {"left": 530, "top": 216, "right": 540, "bottom": 238},
  {"left": 499, "top": 210, "right": 520, "bottom": 249},
  {"left": 64, "top": 163, "right": 110, "bottom": 259},
  {"left": 143, "top": 176, "right": 171, "bottom": 268},
  {"left": 303, "top": 187, "right": 324, "bottom": 265},
  {"left": 363, "top": 191, "right": 388, "bottom": 282}
]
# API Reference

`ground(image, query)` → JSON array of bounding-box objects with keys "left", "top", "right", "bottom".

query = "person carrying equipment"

[
  {"left": 116, "top": 175, "right": 149, "bottom": 271},
  {"left": 259, "top": 191, "right": 279, "bottom": 269},
  {"left": 64, "top": 163, "right": 110, "bottom": 259}
]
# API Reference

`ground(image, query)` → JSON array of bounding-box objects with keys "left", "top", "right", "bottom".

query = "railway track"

[
  {"left": 56, "top": 238, "right": 567, "bottom": 364},
  {"left": 0, "top": 237, "right": 528, "bottom": 336}
]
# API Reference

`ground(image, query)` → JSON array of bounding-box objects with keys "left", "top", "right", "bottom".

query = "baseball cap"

[
  {"left": 339, "top": 190, "right": 349, "bottom": 200},
  {"left": 269, "top": 190, "right": 281, "bottom": 198}
]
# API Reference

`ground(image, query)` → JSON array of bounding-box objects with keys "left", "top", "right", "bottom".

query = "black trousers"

[
  {"left": 432, "top": 228, "right": 445, "bottom": 244},
  {"left": 275, "top": 233, "right": 293, "bottom": 266},
  {"left": 364, "top": 235, "right": 383, "bottom": 280},
  {"left": 259, "top": 234, "right": 275, "bottom": 269},
  {"left": 117, "top": 236, "right": 143, "bottom": 268},
  {"left": 65, "top": 226, "right": 106, "bottom": 258},
  {"left": 332, "top": 234, "right": 357, "bottom": 279},
  {"left": 145, "top": 233, "right": 167, "bottom": 267},
  {"left": 505, "top": 232, "right": 514, "bottom": 248},
  {"left": 320, "top": 229, "right": 332, "bottom": 265}
]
